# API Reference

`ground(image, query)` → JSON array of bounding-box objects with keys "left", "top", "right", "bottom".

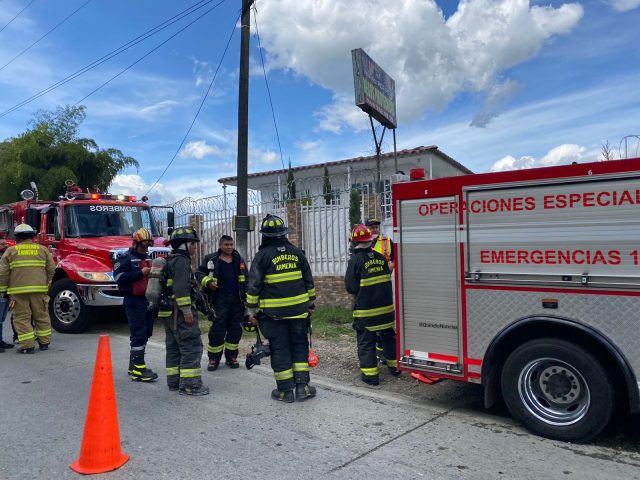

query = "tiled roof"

[{"left": 218, "top": 145, "right": 472, "bottom": 183}]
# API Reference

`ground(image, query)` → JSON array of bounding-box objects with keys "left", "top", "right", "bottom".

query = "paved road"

[{"left": 1, "top": 322, "right": 640, "bottom": 480}]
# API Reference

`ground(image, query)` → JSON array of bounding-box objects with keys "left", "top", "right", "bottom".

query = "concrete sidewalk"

[{"left": 1, "top": 323, "right": 639, "bottom": 480}]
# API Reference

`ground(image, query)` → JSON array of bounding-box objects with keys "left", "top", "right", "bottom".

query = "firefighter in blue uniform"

[
  {"left": 114, "top": 228, "right": 158, "bottom": 381},
  {"left": 195, "top": 235, "right": 248, "bottom": 371},
  {"left": 345, "top": 224, "right": 400, "bottom": 385},
  {"left": 246, "top": 214, "right": 317, "bottom": 402}
]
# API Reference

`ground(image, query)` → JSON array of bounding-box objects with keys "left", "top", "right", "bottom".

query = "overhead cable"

[{"left": 0, "top": 0, "right": 36, "bottom": 35}]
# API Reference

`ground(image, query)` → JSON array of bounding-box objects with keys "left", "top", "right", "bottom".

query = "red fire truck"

[
  {"left": 393, "top": 158, "right": 640, "bottom": 442},
  {"left": 0, "top": 182, "right": 173, "bottom": 334}
]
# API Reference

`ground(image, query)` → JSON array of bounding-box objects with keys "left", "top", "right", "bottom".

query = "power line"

[
  {"left": 145, "top": 10, "right": 240, "bottom": 197},
  {"left": 0, "top": 0, "right": 219, "bottom": 118},
  {"left": 252, "top": 3, "right": 285, "bottom": 170},
  {"left": 0, "top": 0, "right": 94, "bottom": 72},
  {"left": 74, "top": 0, "right": 227, "bottom": 105},
  {"left": 0, "top": 0, "right": 36, "bottom": 34}
]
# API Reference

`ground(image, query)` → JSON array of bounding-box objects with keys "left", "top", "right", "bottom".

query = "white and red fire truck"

[
  {"left": 393, "top": 158, "right": 640, "bottom": 442},
  {"left": 0, "top": 182, "right": 173, "bottom": 334}
]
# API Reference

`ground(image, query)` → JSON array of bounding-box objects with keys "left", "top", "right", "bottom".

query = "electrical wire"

[
  {"left": 252, "top": 3, "right": 285, "bottom": 170},
  {"left": 0, "top": 0, "right": 94, "bottom": 72},
  {"left": 0, "top": 0, "right": 220, "bottom": 118},
  {"left": 145, "top": 10, "right": 241, "bottom": 197},
  {"left": 74, "top": 0, "right": 227, "bottom": 105},
  {"left": 0, "top": 0, "right": 36, "bottom": 34}
]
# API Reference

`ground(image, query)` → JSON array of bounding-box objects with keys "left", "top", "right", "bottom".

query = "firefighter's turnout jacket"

[
  {"left": 195, "top": 250, "right": 248, "bottom": 304},
  {"left": 246, "top": 239, "right": 315, "bottom": 319},
  {"left": 345, "top": 246, "right": 394, "bottom": 331},
  {"left": 0, "top": 240, "right": 55, "bottom": 296}
]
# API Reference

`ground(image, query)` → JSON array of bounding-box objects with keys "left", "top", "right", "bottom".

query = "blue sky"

[{"left": 0, "top": 0, "right": 639, "bottom": 204}]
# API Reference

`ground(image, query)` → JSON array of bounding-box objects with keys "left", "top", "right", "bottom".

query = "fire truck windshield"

[{"left": 63, "top": 204, "right": 161, "bottom": 238}]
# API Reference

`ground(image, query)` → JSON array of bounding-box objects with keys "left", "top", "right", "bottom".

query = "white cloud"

[
  {"left": 491, "top": 155, "right": 536, "bottom": 171},
  {"left": 470, "top": 80, "right": 520, "bottom": 128},
  {"left": 490, "top": 144, "right": 586, "bottom": 171},
  {"left": 255, "top": 0, "right": 583, "bottom": 130},
  {"left": 178, "top": 140, "right": 223, "bottom": 160},
  {"left": 110, "top": 174, "right": 174, "bottom": 205},
  {"left": 604, "top": 0, "right": 640, "bottom": 12},
  {"left": 296, "top": 140, "right": 321, "bottom": 151}
]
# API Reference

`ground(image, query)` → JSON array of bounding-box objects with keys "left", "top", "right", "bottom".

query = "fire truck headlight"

[
  {"left": 117, "top": 194, "right": 126, "bottom": 201},
  {"left": 78, "top": 272, "right": 114, "bottom": 282}
]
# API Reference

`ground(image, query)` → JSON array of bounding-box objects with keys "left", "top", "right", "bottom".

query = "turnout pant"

[
  {"left": 123, "top": 295, "right": 154, "bottom": 350},
  {"left": 354, "top": 319, "right": 397, "bottom": 380},
  {"left": 164, "top": 307, "right": 204, "bottom": 389},
  {"left": 12, "top": 293, "right": 51, "bottom": 349},
  {"left": 258, "top": 315, "right": 310, "bottom": 392},
  {"left": 207, "top": 292, "right": 243, "bottom": 361}
]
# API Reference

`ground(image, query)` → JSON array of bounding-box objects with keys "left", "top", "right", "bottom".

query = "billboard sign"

[{"left": 352, "top": 48, "right": 397, "bottom": 129}]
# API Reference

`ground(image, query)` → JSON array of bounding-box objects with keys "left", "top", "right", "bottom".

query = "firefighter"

[
  {"left": 345, "top": 224, "right": 400, "bottom": 386},
  {"left": 114, "top": 228, "right": 158, "bottom": 382},
  {"left": 246, "top": 214, "right": 317, "bottom": 403},
  {"left": 195, "top": 235, "right": 247, "bottom": 371},
  {"left": 0, "top": 224, "right": 55, "bottom": 354},
  {"left": 365, "top": 217, "right": 395, "bottom": 365},
  {"left": 0, "top": 238, "right": 14, "bottom": 351},
  {"left": 159, "top": 227, "right": 209, "bottom": 396}
]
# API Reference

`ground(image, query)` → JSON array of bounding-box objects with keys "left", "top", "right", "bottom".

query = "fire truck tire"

[
  {"left": 49, "top": 279, "right": 94, "bottom": 334},
  {"left": 501, "top": 338, "right": 614, "bottom": 443}
]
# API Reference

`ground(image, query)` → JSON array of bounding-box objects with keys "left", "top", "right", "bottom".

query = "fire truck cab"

[
  {"left": 393, "top": 158, "right": 640, "bottom": 442},
  {"left": 0, "top": 182, "right": 173, "bottom": 333}
]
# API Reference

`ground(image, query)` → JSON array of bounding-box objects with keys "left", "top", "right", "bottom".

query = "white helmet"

[{"left": 14, "top": 224, "right": 36, "bottom": 235}]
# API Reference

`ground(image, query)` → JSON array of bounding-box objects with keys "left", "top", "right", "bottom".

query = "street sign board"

[{"left": 352, "top": 48, "right": 397, "bottom": 128}]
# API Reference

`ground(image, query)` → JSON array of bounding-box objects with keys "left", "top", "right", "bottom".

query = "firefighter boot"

[
  {"left": 271, "top": 389, "right": 295, "bottom": 403},
  {"left": 128, "top": 349, "right": 158, "bottom": 382},
  {"left": 225, "top": 356, "right": 240, "bottom": 369},
  {"left": 294, "top": 372, "right": 316, "bottom": 401},
  {"left": 179, "top": 384, "right": 210, "bottom": 396},
  {"left": 360, "top": 373, "right": 380, "bottom": 386}
]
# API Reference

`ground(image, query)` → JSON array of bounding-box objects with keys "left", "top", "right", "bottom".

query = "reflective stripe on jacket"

[
  {"left": 372, "top": 235, "right": 393, "bottom": 263},
  {"left": 0, "top": 240, "right": 55, "bottom": 295}
]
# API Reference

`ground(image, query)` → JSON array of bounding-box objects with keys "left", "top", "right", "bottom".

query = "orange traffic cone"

[{"left": 70, "top": 335, "right": 129, "bottom": 474}]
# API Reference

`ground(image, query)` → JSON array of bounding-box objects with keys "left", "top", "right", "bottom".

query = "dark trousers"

[
  {"left": 258, "top": 315, "right": 310, "bottom": 392},
  {"left": 123, "top": 295, "right": 154, "bottom": 349},
  {"left": 207, "top": 293, "right": 243, "bottom": 361},
  {"left": 354, "top": 321, "right": 397, "bottom": 378},
  {"left": 164, "top": 307, "right": 204, "bottom": 389}
]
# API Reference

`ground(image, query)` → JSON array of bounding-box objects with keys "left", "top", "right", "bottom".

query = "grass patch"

[{"left": 311, "top": 306, "right": 353, "bottom": 338}]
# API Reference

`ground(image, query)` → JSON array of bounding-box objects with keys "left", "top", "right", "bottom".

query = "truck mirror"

[
  {"left": 167, "top": 210, "right": 175, "bottom": 229},
  {"left": 26, "top": 208, "right": 40, "bottom": 232}
]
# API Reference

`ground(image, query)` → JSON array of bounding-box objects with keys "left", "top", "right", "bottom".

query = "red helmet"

[{"left": 351, "top": 224, "right": 373, "bottom": 243}]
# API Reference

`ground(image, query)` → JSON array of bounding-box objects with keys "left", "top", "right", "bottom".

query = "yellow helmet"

[{"left": 132, "top": 227, "right": 153, "bottom": 244}]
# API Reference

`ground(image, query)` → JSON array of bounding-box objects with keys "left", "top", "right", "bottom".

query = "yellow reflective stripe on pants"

[
  {"left": 166, "top": 367, "right": 179, "bottom": 376},
  {"left": 166, "top": 278, "right": 174, "bottom": 287},
  {"left": 246, "top": 294, "right": 259, "bottom": 306},
  {"left": 359, "top": 274, "right": 391, "bottom": 287},
  {"left": 180, "top": 368, "right": 201, "bottom": 378},
  {"left": 175, "top": 296, "right": 191, "bottom": 307},
  {"left": 259, "top": 292, "right": 309, "bottom": 308},
  {"left": 274, "top": 368, "right": 293, "bottom": 381},
  {"left": 293, "top": 362, "right": 310, "bottom": 372},
  {"left": 158, "top": 310, "right": 172, "bottom": 318},
  {"left": 35, "top": 328, "right": 52, "bottom": 337},
  {"left": 386, "top": 359, "right": 398, "bottom": 367},
  {"left": 18, "top": 331, "right": 35, "bottom": 342},
  {"left": 264, "top": 271, "right": 303, "bottom": 283},
  {"left": 366, "top": 321, "right": 395, "bottom": 332},
  {"left": 7, "top": 286, "right": 48, "bottom": 294},
  {"left": 9, "top": 260, "right": 47, "bottom": 268},
  {"left": 307, "top": 288, "right": 316, "bottom": 298},
  {"left": 207, "top": 344, "right": 224, "bottom": 354},
  {"left": 238, "top": 275, "right": 246, "bottom": 282},
  {"left": 224, "top": 342, "right": 239, "bottom": 350},
  {"left": 361, "top": 366, "right": 379, "bottom": 376},
  {"left": 353, "top": 304, "right": 394, "bottom": 318}
]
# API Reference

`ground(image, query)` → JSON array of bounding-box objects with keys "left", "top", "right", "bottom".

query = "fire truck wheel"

[
  {"left": 501, "top": 338, "right": 614, "bottom": 443},
  {"left": 49, "top": 278, "right": 94, "bottom": 334}
]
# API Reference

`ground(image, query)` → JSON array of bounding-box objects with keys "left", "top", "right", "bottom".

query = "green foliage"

[
  {"left": 0, "top": 105, "right": 139, "bottom": 203},
  {"left": 286, "top": 159, "right": 296, "bottom": 201},
  {"left": 311, "top": 306, "right": 353, "bottom": 338},
  {"left": 349, "top": 188, "right": 362, "bottom": 228},
  {"left": 322, "top": 165, "right": 332, "bottom": 205}
]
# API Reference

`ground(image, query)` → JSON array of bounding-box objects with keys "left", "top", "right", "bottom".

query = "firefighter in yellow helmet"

[{"left": 0, "top": 224, "right": 55, "bottom": 354}]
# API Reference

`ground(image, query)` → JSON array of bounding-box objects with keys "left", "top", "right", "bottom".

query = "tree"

[
  {"left": 286, "top": 159, "right": 296, "bottom": 201},
  {"left": 349, "top": 188, "right": 361, "bottom": 229},
  {"left": 601, "top": 141, "right": 615, "bottom": 161},
  {"left": 322, "top": 165, "right": 333, "bottom": 205},
  {"left": 0, "top": 105, "right": 139, "bottom": 203}
]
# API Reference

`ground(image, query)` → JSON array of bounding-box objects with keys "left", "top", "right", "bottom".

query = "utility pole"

[{"left": 236, "top": 0, "right": 254, "bottom": 260}]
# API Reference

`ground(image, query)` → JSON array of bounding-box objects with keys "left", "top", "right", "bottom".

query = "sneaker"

[
  {"left": 207, "top": 359, "right": 219, "bottom": 371},
  {"left": 360, "top": 373, "right": 379, "bottom": 386},
  {"left": 271, "top": 389, "right": 295, "bottom": 403},
  {"left": 0, "top": 341, "right": 14, "bottom": 349},
  {"left": 128, "top": 366, "right": 159, "bottom": 382},
  {"left": 179, "top": 385, "right": 210, "bottom": 396},
  {"left": 16, "top": 347, "right": 35, "bottom": 354},
  {"left": 225, "top": 357, "right": 240, "bottom": 369},
  {"left": 295, "top": 383, "right": 317, "bottom": 401}
]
